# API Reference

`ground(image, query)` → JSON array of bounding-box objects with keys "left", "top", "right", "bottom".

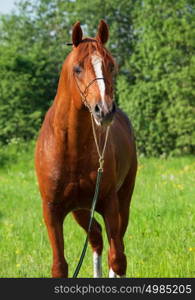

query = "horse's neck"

[
  {"left": 53, "top": 90, "right": 94, "bottom": 171},
  {"left": 66, "top": 100, "right": 93, "bottom": 156},
  {"left": 51, "top": 69, "right": 99, "bottom": 178}
]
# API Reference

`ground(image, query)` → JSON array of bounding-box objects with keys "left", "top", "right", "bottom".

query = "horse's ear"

[
  {"left": 72, "top": 21, "right": 83, "bottom": 47},
  {"left": 96, "top": 19, "right": 109, "bottom": 45}
]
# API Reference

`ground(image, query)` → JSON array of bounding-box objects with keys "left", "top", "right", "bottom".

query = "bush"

[
  {"left": 0, "top": 9, "right": 68, "bottom": 144},
  {"left": 117, "top": 0, "right": 195, "bottom": 156}
]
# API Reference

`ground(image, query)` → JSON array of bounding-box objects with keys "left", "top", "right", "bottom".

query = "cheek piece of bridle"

[
  {"left": 74, "top": 75, "right": 105, "bottom": 112},
  {"left": 72, "top": 74, "right": 110, "bottom": 278}
]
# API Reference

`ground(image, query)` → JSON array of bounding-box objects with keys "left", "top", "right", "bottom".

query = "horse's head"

[{"left": 66, "top": 20, "right": 117, "bottom": 126}]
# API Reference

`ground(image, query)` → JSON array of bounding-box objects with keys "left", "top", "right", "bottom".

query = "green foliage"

[
  {"left": 118, "top": 0, "right": 195, "bottom": 156},
  {"left": 0, "top": 0, "right": 194, "bottom": 156},
  {"left": 0, "top": 3, "right": 70, "bottom": 143}
]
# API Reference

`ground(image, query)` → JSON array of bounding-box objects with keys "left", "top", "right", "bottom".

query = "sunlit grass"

[{"left": 0, "top": 141, "right": 194, "bottom": 277}]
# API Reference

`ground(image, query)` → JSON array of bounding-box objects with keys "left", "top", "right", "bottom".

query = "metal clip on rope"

[{"left": 98, "top": 157, "right": 104, "bottom": 172}]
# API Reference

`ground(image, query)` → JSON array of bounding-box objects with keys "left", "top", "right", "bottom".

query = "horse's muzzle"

[{"left": 93, "top": 102, "right": 116, "bottom": 126}]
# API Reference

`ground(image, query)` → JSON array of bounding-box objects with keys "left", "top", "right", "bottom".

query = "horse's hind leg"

[
  {"left": 72, "top": 210, "right": 103, "bottom": 277},
  {"left": 43, "top": 202, "right": 67, "bottom": 278}
]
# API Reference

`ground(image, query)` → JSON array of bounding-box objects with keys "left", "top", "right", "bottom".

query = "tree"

[
  {"left": 1, "top": 0, "right": 194, "bottom": 156},
  {"left": 0, "top": 1, "right": 70, "bottom": 143},
  {"left": 118, "top": 0, "right": 195, "bottom": 156}
]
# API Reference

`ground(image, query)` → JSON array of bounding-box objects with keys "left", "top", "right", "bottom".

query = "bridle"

[{"left": 73, "top": 74, "right": 105, "bottom": 112}]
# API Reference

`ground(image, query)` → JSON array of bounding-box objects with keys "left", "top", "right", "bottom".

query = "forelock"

[{"left": 74, "top": 38, "right": 115, "bottom": 68}]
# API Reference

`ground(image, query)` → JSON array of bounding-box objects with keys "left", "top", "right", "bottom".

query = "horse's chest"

[{"left": 63, "top": 171, "right": 97, "bottom": 199}]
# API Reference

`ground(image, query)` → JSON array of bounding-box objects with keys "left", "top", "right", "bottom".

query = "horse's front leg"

[
  {"left": 43, "top": 201, "right": 67, "bottom": 278},
  {"left": 103, "top": 193, "right": 127, "bottom": 278},
  {"left": 72, "top": 210, "right": 103, "bottom": 278}
]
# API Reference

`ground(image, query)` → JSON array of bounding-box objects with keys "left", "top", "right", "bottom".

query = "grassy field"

[{"left": 0, "top": 140, "right": 194, "bottom": 278}]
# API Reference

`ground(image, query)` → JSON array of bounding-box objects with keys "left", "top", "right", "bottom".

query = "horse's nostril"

[{"left": 94, "top": 104, "right": 100, "bottom": 114}]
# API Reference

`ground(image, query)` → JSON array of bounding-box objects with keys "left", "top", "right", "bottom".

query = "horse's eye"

[{"left": 73, "top": 65, "right": 82, "bottom": 74}]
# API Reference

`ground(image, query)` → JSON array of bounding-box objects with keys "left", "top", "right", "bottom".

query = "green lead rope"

[
  {"left": 72, "top": 114, "right": 110, "bottom": 278},
  {"left": 72, "top": 168, "right": 103, "bottom": 278}
]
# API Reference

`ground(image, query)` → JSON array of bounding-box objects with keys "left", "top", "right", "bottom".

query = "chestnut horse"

[{"left": 35, "top": 20, "right": 137, "bottom": 278}]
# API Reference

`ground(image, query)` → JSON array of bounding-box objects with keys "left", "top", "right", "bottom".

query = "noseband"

[{"left": 74, "top": 75, "right": 105, "bottom": 112}]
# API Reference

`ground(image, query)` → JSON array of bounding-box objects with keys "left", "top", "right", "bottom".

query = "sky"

[{"left": 0, "top": 0, "right": 18, "bottom": 14}]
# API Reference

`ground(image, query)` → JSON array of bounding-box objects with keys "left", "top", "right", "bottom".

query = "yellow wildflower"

[
  {"left": 177, "top": 184, "right": 184, "bottom": 190},
  {"left": 189, "top": 247, "right": 195, "bottom": 252},
  {"left": 184, "top": 165, "right": 190, "bottom": 172}
]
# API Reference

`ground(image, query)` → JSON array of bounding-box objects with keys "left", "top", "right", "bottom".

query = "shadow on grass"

[{"left": 0, "top": 152, "right": 18, "bottom": 168}]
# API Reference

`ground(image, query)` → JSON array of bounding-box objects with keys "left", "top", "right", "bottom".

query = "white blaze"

[{"left": 91, "top": 54, "right": 107, "bottom": 110}]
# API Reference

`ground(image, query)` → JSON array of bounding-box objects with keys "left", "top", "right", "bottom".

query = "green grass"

[{"left": 0, "top": 140, "right": 194, "bottom": 277}]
